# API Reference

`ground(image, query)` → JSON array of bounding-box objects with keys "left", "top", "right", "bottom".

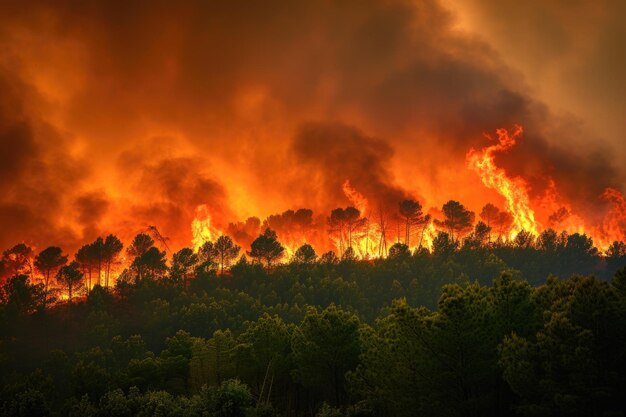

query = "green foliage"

[{"left": 1, "top": 247, "right": 625, "bottom": 416}]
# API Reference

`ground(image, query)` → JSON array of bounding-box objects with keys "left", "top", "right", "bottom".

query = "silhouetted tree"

[
  {"left": 536, "top": 228, "right": 565, "bottom": 252},
  {"left": 172, "top": 248, "right": 198, "bottom": 287},
  {"left": 56, "top": 261, "right": 84, "bottom": 303},
  {"left": 432, "top": 231, "right": 459, "bottom": 258},
  {"left": 320, "top": 251, "right": 339, "bottom": 265},
  {"left": 75, "top": 245, "right": 95, "bottom": 292},
  {"left": 514, "top": 230, "right": 534, "bottom": 249},
  {"left": 132, "top": 247, "right": 167, "bottom": 281},
  {"left": 479, "top": 203, "right": 500, "bottom": 242},
  {"left": 435, "top": 200, "right": 475, "bottom": 242},
  {"left": 293, "top": 244, "right": 317, "bottom": 264},
  {"left": 197, "top": 240, "right": 218, "bottom": 273},
  {"left": 494, "top": 211, "right": 514, "bottom": 240},
  {"left": 34, "top": 246, "right": 67, "bottom": 304},
  {"left": 102, "top": 234, "right": 123, "bottom": 288},
  {"left": 248, "top": 229, "right": 284, "bottom": 270},
  {"left": 606, "top": 241, "right": 626, "bottom": 275},
  {"left": 90, "top": 237, "right": 104, "bottom": 287},
  {"left": 127, "top": 233, "right": 155, "bottom": 259},
  {"left": 398, "top": 199, "right": 426, "bottom": 247},
  {"left": 341, "top": 247, "right": 357, "bottom": 262},
  {"left": 344, "top": 207, "right": 366, "bottom": 251},
  {"left": 214, "top": 235, "right": 241, "bottom": 274},
  {"left": 127, "top": 233, "right": 158, "bottom": 281},
  {"left": 1, "top": 274, "right": 46, "bottom": 317},
  {"left": 388, "top": 242, "right": 410, "bottom": 260},
  {"left": 1, "top": 243, "right": 34, "bottom": 279},
  {"left": 328, "top": 208, "right": 347, "bottom": 255}
]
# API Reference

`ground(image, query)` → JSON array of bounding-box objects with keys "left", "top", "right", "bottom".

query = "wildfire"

[
  {"left": 182, "top": 126, "right": 624, "bottom": 260},
  {"left": 191, "top": 204, "right": 222, "bottom": 251},
  {"left": 342, "top": 180, "right": 369, "bottom": 216},
  {"left": 596, "top": 188, "right": 626, "bottom": 249},
  {"left": 467, "top": 125, "right": 539, "bottom": 238},
  {"left": 539, "top": 179, "right": 586, "bottom": 235}
]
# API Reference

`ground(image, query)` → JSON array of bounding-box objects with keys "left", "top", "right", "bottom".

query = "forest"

[{"left": 1, "top": 198, "right": 626, "bottom": 417}]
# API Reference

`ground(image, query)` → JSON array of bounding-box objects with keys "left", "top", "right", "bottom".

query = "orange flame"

[
  {"left": 191, "top": 204, "right": 222, "bottom": 251},
  {"left": 467, "top": 125, "right": 539, "bottom": 238}
]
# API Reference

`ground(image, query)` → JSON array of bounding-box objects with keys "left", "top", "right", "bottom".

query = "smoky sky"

[{"left": 0, "top": 0, "right": 622, "bottom": 252}]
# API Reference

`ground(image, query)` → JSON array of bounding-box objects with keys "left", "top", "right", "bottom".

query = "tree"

[
  {"left": 435, "top": 200, "right": 475, "bottom": 242},
  {"left": 214, "top": 235, "right": 241, "bottom": 274},
  {"left": 320, "top": 251, "right": 339, "bottom": 265},
  {"left": 513, "top": 230, "right": 534, "bottom": 249},
  {"left": 494, "top": 211, "right": 514, "bottom": 240},
  {"left": 292, "top": 305, "right": 361, "bottom": 406},
  {"left": 171, "top": 248, "right": 198, "bottom": 286},
  {"left": 127, "top": 233, "right": 155, "bottom": 259},
  {"left": 293, "top": 243, "right": 317, "bottom": 264},
  {"left": 33, "top": 246, "right": 67, "bottom": 302},
  {"left": 1, "top": 274, "right": 46, "bottom": 317},
  {"left": 398, "top": 199, "right": 426, "bottom": 247},
  {"left": 56, "top": 261, "right": 84, "bottom": 303},
  {"left": 102, "top": 234, "right": 123, "bottom": 288},
  {"left": 388, "top": 242, "right": 410, "bottom": 260},
  {"left": 328, "top": 208, "right": 347, "bottom": 255},
  {"left": 473, "top": 221, "right": 490, "bottom": 245},
  {"left": 90, "top": 237, "right": 104, "bottom": 287},
  {"left": 344, "top": 207, "right": 366, "bottom": 251},
  {"left": 127, "top": 234, "right": 160, "bottom": 281},
  {"left": 248, "top": 228, "right": 285, "bottom": 270},
  {"left": 479, "top": 203, "right": 499, "bottom": 242},
  {"left": 1, "top": 243, "right": 34, "bottom": 279},
  {"left": 75, "top": 245, "right": 94, "bottom": 292},
  {"left": 235, "top": 314, "right": 294, "bottom": 405},
  {"left": 561, "top": 233, "right": 599, "bottom": 276},
  {"left": 431, "top": 231, "right": 458, "bottom": 258},
  {"left": 132, "top": 247, "right": 167, "bottom": 281},
  {"left": 197, "top": 240, "right": 218, "bottom": 272},
  {"left": 606, "top": 241, "right": 626, "bottom": 275}
]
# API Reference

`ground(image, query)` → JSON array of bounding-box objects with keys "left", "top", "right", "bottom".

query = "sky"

[{"left": 0, "top": 0, "right": 624, "bottom": 253}]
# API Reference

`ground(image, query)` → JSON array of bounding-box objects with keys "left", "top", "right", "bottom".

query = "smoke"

[{"left": 0, "top": 0, "right": 623, "bottom": 253}]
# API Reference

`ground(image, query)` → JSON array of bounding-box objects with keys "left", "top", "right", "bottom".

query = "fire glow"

[{"left": 188, "top": 125, "right": 625, "bottom": 258}]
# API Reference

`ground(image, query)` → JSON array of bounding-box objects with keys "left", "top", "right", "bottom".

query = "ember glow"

[{"left": 0, "top": 0, "right": 624, "bottom": 266}]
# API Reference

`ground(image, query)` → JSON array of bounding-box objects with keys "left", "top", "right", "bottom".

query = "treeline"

[
  {"left": 1, "top": 246, "right": 626, "bottom": 416},
  {"left": 1, "top": 206, "right": 625, "bottom": 304}
]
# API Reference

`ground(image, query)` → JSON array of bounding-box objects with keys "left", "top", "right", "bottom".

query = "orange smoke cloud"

[{"left": 0, "top": 0, "right": 623, "bottom": 257}]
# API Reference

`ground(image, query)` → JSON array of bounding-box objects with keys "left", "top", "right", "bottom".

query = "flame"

[
  {"left": 596, "top": 188, "right": 626, "bottom": 249},
  {"left": 467, "top": 125, "right": 539, "bottom": 238},
  {"left": 539, "top": 179, "right": 586, "bottom": 235},
  {"left": 191, "top": 204, "right": 221, "bottom": 251},
  {"left": 342, "top": 180, "right": 368, "bottom": 215},
  {"left": 341, "top": 180, "right": 373, "bottom": 257}
]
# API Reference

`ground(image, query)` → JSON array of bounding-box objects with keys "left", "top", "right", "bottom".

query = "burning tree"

[{"left": 328, "top": 207, "right": 366, "bottom": 256}]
